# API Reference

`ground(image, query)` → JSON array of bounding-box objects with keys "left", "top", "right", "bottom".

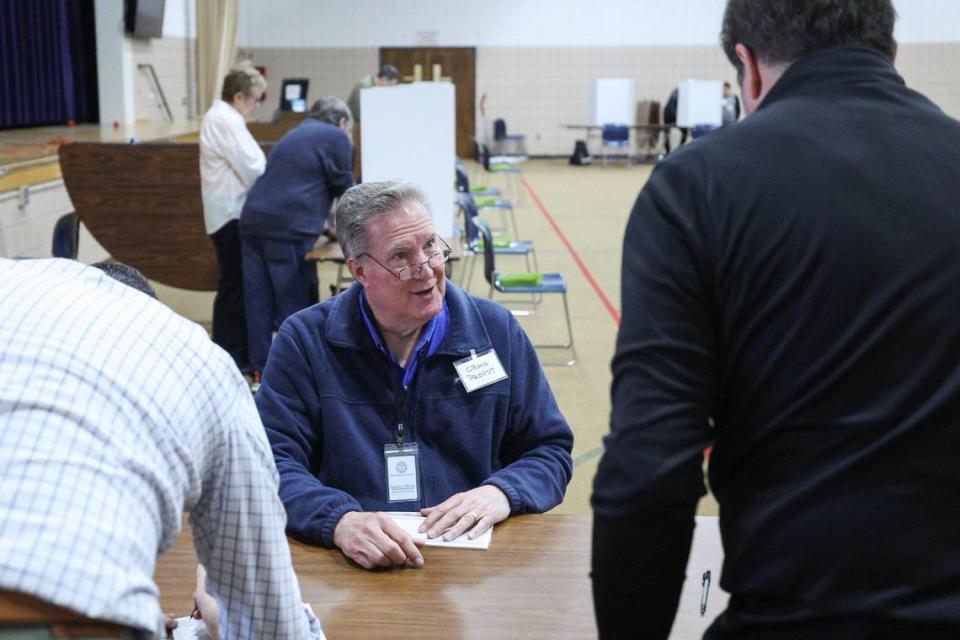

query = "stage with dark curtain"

[{"left": 0, "top": 0, "right": 99, "bottom": 131}]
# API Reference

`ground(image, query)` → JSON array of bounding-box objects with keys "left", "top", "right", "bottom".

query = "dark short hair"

[
  {"left": 721, "top": 0, "right": 897, "bottom": 76},
  {"left": 92, "top": 262, "right": 157, "bottom": 298},
  {"left": 377, "top": 64, "right": 400, "bottom": 82}
]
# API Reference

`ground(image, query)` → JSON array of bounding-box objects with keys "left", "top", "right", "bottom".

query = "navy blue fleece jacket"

[{"left": 258, "top": 282, "right": 574, "bottom": 547}]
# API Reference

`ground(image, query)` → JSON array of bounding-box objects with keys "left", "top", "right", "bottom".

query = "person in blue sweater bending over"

[
  {"left": 240, "top": 96, "right": 355, "bottom": 377},
  {"left": 257, "top": 180, "right": 574, "bottom": 570}
]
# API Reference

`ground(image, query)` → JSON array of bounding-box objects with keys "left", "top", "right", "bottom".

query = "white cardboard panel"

[
  {"left": 591, "top": 78, "right": 636, "bottom": 126},
  {"left": 677, "top": 79, "right": 723, "bottom": 127},
  {"left": 361, "top": 83, "right": 455, "bottom": 238}
]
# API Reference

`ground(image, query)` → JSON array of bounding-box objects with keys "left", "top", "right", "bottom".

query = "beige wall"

[
  {"left": 895, "top": 43, "right": 960, "bottom": 119},
  {"left": 236, "top": 47, "right": 377, "bottom": 120},
  {"left": 132, "top": 35, "right": 197, "bottom": 125},
  {"left": 241, "top": 43, "right": 960, "bottom": 156},
  {"left": 477, "top": 45, "right": 737, "bottom": 155},
  {"left": 0, "top": 182, "right": 73, "bottom": 258}
]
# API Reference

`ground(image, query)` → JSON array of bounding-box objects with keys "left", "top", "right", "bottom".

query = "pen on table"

[{"left": 700, "top": 570, "right": 711, "bottom": 616}]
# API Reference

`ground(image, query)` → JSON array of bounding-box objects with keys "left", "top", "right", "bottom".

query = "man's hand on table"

[
  {"left": 420, "top": 485, "right": 510, "bottom": 541},
  {"left": 333, "top": 511, "right": 425, "bottom": 570}
]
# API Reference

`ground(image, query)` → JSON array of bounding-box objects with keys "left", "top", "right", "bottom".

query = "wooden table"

[
  {"left": 155, "top": 514, "right": 597, "bottom": 639},
  {"left": 562, "top": 123, "right": 676, "bottom": 162},
  {"left": 304, "top": 237, "right": 353, "bottom": 295},
  {"left": 155, "top": 514, "right": 727, "bottom": 639}
]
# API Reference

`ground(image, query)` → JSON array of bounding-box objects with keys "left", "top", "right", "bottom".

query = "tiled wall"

[
  {"left": 477, "top": 46, "right": 737, "bottom": 155},
  {"left": 236, "top": 47, "right": 377, "bottom": 119},
  {"left": 894, "top": 43, "right": 960, "bottom": 119},
  {"left": 132, "top": 35, "right": 198, "bottom": 125},
  {"left": 242, "top": 42, "right": 960, "bottom": 156},
  {"left": 0, "top": 182, "right": 74, "bottom": 258}
]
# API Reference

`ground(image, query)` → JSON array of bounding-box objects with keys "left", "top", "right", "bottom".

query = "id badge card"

[
  {"left": 384, "top": 442, "right": 421, "bottom": 503},
  {"left": 453, "top": 348, "right": 508, "bottom": 393}
]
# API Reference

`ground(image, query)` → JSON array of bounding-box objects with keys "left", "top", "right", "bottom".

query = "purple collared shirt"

[{"left": 359, "top": 290, "right": 449, "bottom": 388}]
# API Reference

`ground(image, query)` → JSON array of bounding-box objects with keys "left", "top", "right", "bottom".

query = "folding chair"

[
  {"left": 601, "top": 124, "right": 630, "bottom": 166},
  {"left": 491, "top": 118, "right": 528, "bottom": 157},
  {"left": 458, "top": 193, "right": 537, "bottom": 292},
  {"left": 475, "top": 140, "right": 525, "bottom": 204},
  {"left": 457, "top": 164, "right": 520, "bottom": 238},
  {"left": 456, "top": 160, "right": 502, "bottom": 198},
  {"left": 51, "top": 212, "right": 80, "bottom": 259},
  {"left": 474, "top": 218, "right": 575, "bottom": 366}
]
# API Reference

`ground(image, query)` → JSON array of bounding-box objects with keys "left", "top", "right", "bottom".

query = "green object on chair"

[
  {"left": 475, "top": 236, "right": 513, "bottom": 249},
  {"left": 498, "top": 272, "right": 543, "bottom": 287},
  {"left": 470, "top": 185, "right": 490, "bottom": 193},
  {"left": 490, "top": 163, "right": 512, "bottom": 171},
  {"left": 474, "top": 196, "right": 498, "bottom": 207}
]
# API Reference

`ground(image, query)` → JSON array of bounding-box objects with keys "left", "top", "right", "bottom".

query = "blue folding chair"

[
  {"left": 458, "top": 193, "right": 537, "bottom": 292},
  {"left": 456, "top": 160, "right": 502, "bottom": 198},
  {"left": 492, "top": 118, "right": 528, "bottom": 157},
  {"left": 51, "top": 212, "right": 80, "bottom": 259},
  {"left": 475, "top": 140, "right": 525, "bottom": 204},
  {"left": 457, "top": 163, "right": 520, "bottom": 238},
  {"left": 601, "top": 124, "right": 631, "bottom": 166},
  {"left": 474, "top": 218, "right": 575, "bottom": 366}
]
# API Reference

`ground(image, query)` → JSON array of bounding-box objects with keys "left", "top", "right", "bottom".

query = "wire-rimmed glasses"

[{"left": 359, "top": 237, "right": 452, "bottom": 281}]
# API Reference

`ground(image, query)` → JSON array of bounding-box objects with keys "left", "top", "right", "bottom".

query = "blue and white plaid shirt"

[{"left": 0, "top": 259, "right": 323, "bottom": 639}]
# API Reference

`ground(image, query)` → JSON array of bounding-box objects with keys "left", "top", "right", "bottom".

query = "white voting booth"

[
  {"left": 360, "top": 83, "right": 456, "bottom": 239},
  {"left": 677, "top": 79, "right": 724, "bottom": 128},
  {"left": 591, "top": 78, "right": 636, "bottom": 126}
]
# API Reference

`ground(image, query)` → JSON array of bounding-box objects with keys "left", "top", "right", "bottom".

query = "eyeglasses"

[{"left": 359, "top": 237, "right": 452, "bottom": 281}]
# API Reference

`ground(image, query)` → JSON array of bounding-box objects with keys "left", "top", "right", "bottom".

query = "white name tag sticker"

[{"left": 453, "top": 348, "right": 508, "bottom": 393}]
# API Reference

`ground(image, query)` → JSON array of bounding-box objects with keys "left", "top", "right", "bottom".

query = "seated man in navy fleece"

[{"left": 257, "top": 180, "right": 574, "bottom": 570}]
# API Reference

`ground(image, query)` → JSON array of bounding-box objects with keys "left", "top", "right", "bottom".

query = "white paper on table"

[
  {"left": 172, "top": 616, "right": 211, "bottom": 640},
  {"left": 388, "top": 512, "right": 492, "bottom": 549}
]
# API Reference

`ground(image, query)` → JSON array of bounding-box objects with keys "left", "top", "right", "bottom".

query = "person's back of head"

[
  {"left": 309, "top": 96, "right": 353, "bottom": 131},
  {"left": 91, "top": 261, "right": 157, "bottom": 298},
  {"left": 720, "top": 0, "right": 897, "bottom": 81},
  {"left": 220, "top": 60, "right": 267, "bottom": 103},
  {"left": 376, "top": 64, "right": 400, "bottom": 85}
]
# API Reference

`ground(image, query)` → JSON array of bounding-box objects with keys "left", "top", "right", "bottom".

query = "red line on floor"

[{"left": 521, "top": 177, "right": 621, "bottom": 326}]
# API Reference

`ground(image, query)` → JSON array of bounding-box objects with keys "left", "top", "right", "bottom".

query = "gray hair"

[
  {"left": 335, "top": 181, "right": 432, "bottom": 259},
  {"left": 91, "top": 262, "right": 157, "bottom": 298},
  {"left": 310, "top": 96, "right": 353, "bottom": 130}
]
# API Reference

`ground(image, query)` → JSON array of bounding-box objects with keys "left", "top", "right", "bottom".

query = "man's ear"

[
  {"left": 347, "top": 258, "right": 366, "bottom": 285},
  {"left": 735, "top": 43, "right": 762, "bottom": 102}
]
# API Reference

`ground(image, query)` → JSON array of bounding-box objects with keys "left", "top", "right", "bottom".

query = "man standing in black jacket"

[{"left": 592, "top": 1, "right": 960, "bottom": 639}]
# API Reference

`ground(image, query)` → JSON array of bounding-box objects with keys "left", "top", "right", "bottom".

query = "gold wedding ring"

[{"left": 465, "top": 510, "right": 479, "bottom": 522}]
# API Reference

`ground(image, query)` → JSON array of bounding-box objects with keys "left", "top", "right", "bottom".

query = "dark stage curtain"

[{"left": 0, "top": 0, "right": 99, "bottom": 129}]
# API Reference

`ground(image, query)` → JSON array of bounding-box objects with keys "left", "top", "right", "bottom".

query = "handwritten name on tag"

[{"left": 453, "top": 349, "right": 508, "bottom": 393}]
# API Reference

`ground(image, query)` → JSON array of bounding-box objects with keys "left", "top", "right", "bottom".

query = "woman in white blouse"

[{"left": 199, "top": 62, "right": 266, "bottom": 373}]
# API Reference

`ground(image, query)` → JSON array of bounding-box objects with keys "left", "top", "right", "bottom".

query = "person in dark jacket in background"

[
  {"left": 662, "top": 87, "right": 689, "bottom": 154},
  {"left": 257, "top": 181, "right": 574, "bottom": 570},
  {"left": 721, "top": 81, "right": 741, "bottom": 126},
  {"left": 240, "top": 96, "right": 354, "bottom": 376},
  {"left": 592, "top": 1, "right": 960, "bottom": 639}
]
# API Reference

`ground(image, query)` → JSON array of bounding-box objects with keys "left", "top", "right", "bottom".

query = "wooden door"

[{"left": 380, "top": 47, "right": 476, "bottom": 158}]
